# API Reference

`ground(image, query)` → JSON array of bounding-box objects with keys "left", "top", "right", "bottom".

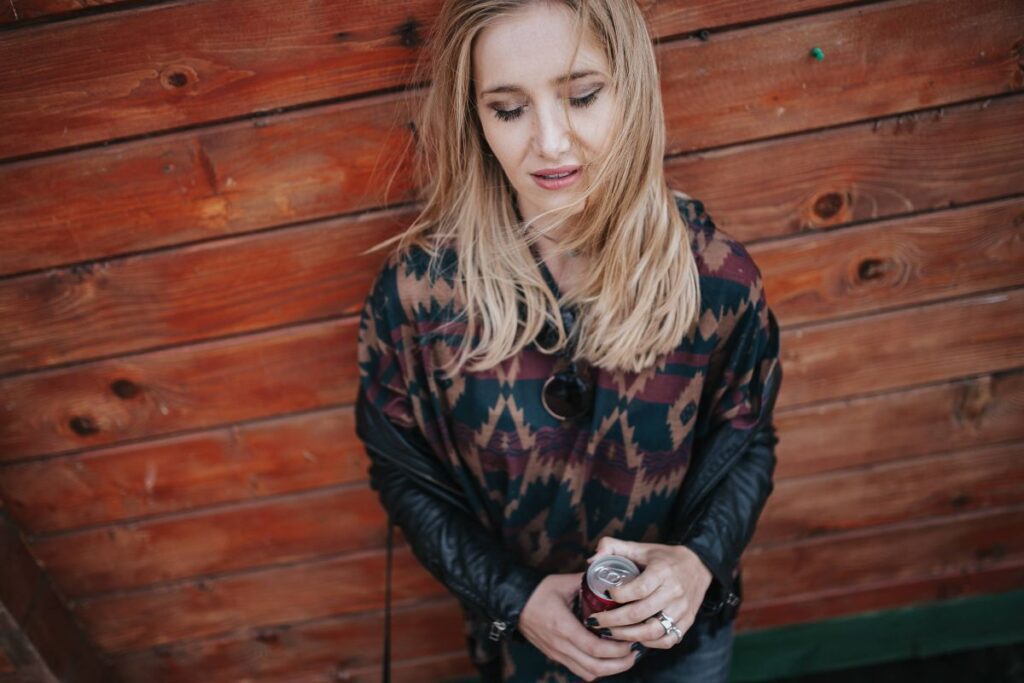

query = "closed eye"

[{"left": 491, "top": 87, "right": 603, "bottom": 122}]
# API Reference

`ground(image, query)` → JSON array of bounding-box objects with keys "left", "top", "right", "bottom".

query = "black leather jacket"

[{"left": 355, "top": 310, "right": 783, "bottom": 670}]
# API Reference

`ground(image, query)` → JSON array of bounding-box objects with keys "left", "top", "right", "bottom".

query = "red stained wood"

[
  {"left": 112, "top": 597, "right": 465, "bottom": 683},
  {"left": 756, "top": 442, "right": 1024, "bottom": 544},
  {"left": 0, "top": 407, "right": 369, "bottom": 533},
  {"left": 667, "top": 94, "right": 1024, "bottom": 244},
  {"left": 0, "top": 205, "right": 410, "bottom": 373},
  {"left": 0, "top": 0, "right": 869, "bottom": 156},
  {"left": 739, "top": 559, "right": 1024, "bottom": 631},
  {"left": 756, "top": 198, "right": 1024, "bottom": 326},
  {"left": 0, "top": 317, "right": 360, "bottom": 459},
  {"left": 3, "top": 182, "right": 1022, "bottom": 380},
  {"left": 2, "top": 369, "right": 1020, "bottom": 537},
  {"left": 5, "top": 11, "right": 1023, "bottom": 280},
  {"left": 32, "top": 485, "right": 388, "bottom": 598},
  {"left": 744, "top": 506, "right": 1024, "bottom": 603},
  {"left": 75, "top": 546, "right": 446, "bottom": 652},
  {"left": 660, "top": 0, "right": 1024, "bottom": 153},
  {"left": 0, "top": 93, "right": 417, "bottom": 278},
  {"left": 0, "top": 0, "right": 135, "bottom": 24},
  {"left": 774, "top": 369, "right": 1024, "bottom": 478},
  {"left": 778, "top": 287, "right": 1024, "bottom": 409},
  {"left": 2, "top": 283, "right": 1021, "bottom": 459},
  {"left": 0, "top": 512, "right": 114, "bottom": 681}
]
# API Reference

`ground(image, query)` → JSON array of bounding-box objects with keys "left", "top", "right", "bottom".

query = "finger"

[
  {"left": 593, "top": 586, "right": 680, "bottom": 629},
  {"left": 567, "top": 619, "right": 634, "bottom": 659},
  {"left": 590, "top": 536, "right": 652, "bottom": 566},
  {"left": 602, "top": 613, "right": 670, "bottom": 644},
  {"left": 607, "top": 561, "right": 670, "bottom": 604},
  {"left": 562, "top": 643, "right": 638, "bottom": 681}
]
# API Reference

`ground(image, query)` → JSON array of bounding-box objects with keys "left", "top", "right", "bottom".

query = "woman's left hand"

[{"left": 585, "top": 537, "right": 713, "bottom": 649}]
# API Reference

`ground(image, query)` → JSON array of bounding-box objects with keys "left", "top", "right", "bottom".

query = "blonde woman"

[{"left": 355, "top": 0, "right": 782, "bottom": 681}]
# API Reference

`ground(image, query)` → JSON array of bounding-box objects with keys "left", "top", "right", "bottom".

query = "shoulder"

[
  {"left": 367, "top": 242, "right": 461, "bottom": 326},
  {"left": 671, "top": 190, "right": 764, "bottom": 312}
]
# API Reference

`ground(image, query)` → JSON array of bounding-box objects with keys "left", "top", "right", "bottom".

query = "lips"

[
  {"left": 530, "top": 165, "right": 583, "bottom": 191},
  {"left": 531, "top": 165, "right": 580, "bottom": 179}
]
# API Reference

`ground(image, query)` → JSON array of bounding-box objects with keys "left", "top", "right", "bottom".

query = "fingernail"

[
  {"left": 630, "top": 642, "right": 643, "bottom": 652},
  {"left": 586, "top": 617, "right": 599, "bottom": 627},
  {"left": 598, "top": 627, "right": 613, "bottom": 637}
]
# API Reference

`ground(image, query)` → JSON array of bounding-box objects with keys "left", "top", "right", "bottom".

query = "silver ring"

[{"left": 655, "top": 611, "right": 683, "bottom": 642}]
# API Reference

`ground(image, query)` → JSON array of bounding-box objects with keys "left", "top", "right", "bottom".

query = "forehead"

[{"left": 472, "top": 3, "right": 608, "bottom": 90}]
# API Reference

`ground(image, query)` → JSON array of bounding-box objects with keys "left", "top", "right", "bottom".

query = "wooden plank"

[
  {"left": 0, "top": 0, "right": 862, "bottom": 158},
  {"left": 775, "top": 369, "right": 1024, "bottom": 478},
  {"left": 341, "top": 651, "right": 475, "bottom": 683},
  {"left": 1, "top": 0, "right": 147, "bottom": 25},
  {"left": 3, "top": 188, "right": 1022, "bottom": 378},
  {"left": 756, "top": 197, "right": 1024, "bottom": 327},
  {"left": 4, "top": 368, "right": 1022, "bottom": 537},
  {"left": 0, "top": 511, "right": 114, "bottom": 682},
  {"left": 744, "top": 506, "right": 1024, "bottom": 603},
  {"left": 0, "top": 406, "right": 368, "bottom": 533},
  {"left": 0, "top": 92, "right": 416, "bottom": 278},
  {"left": 660, "top": 0, "right": 1024, "bottom": 153},
  {"left": 75, "top": 546, "right": 447, "bottom": 652},
  {"left": 667, "top": 95, "right": 1024, "bottom": 244},
  {"left": 2, "top": 283, "right": 1021, "bottom": 459},
  {"left": 5, "top": 18, "right": 1024, "bottom": 281},
  {"left": 778, "top": 287, "right": 1024, "bottom": 409},
  {"left": 111, "top": 597, "right": 465, "bottom": 683},
  {"left": 739, "top": 559, "right": 1024, "bottom": 631},
  {"left": 31, "top": 485, "right": 389, "bottom": 598},
  {"left": 0, "top": 204, "right": 409, "bottom": 373},
  {"left": 77, "top": 505, "right": 1024, "bottom": 655},
  {"left": 0, "top": 316, "right": 359, "bottom": 459},
  {"left": 755, "top": 442, "right": 1024, "bottom": 544}
]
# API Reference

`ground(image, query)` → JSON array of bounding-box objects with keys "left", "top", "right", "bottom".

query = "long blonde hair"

[{"left": 364, "top": 0, "right": 701, "bottom": 375}]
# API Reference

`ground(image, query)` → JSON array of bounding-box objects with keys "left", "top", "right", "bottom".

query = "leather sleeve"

[
  {"left": 365, "top": 423, "right": 545, "bottom": 632},
  {"left": 681, "top": 418, "right": 779, "bottom": 611}
]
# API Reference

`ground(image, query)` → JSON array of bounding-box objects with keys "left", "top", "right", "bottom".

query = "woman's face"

[{"left": 472, "top": 2, "right": 617, "bottom": 229}]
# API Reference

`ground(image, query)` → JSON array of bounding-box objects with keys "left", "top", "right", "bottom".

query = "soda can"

[{"left": 579, "top": 555, "right": 640, "bottom": 632}]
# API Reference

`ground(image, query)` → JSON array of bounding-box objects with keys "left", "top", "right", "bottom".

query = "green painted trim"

[
  {"left": 444, "top": 590, "right": 1024, "bottom": 682},
  {"left": 731, "top": 589, "right": 1024, "bottom": 681}
]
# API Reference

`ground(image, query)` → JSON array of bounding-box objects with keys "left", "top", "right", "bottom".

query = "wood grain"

[
  {"left": 0, "top": 0, "right": 865, "bottom": 155},
  {"left": 777, "top": 287, "right": 1024, "bottom": 409},
  {"left": 666, "top": 94, "right": 1024, "bottom": 243},
  {"left": 112, "top": 597, "right": 465, "bottom": 682},
  {"left": 0, "top": 406, "right": 369, "bottom": 533},
  {"left": 756, "top": 442, "right": 1024, "bottom": 544},
  {"left": 75, "top": 546, "right": 446, "bottom": 652},
  {"left": 774, "top": 369, "right": 1024, "bottom": 478},
  {"left": 4, "top": 8, "right": 1023, "bottom": 278}
]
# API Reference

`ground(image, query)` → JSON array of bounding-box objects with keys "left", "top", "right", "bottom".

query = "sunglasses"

[{"left": 538, "top": 307, "right": 595, "bottom": 422}]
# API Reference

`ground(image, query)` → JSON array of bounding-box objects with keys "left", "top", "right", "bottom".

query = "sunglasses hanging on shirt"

[{"left": 537, "top": 306, "right": 595, "bottom": 422}]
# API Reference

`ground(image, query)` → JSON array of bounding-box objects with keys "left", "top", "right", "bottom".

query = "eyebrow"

[{"left": 479, "top": 70, "right": 602, "bottom": 96}]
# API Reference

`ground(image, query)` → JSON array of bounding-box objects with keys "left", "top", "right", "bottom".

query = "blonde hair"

[{"left": 364, "top": 0, "right": 701, "bottom": 375}]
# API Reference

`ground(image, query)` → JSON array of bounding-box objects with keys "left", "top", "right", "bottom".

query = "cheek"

[{"left": 482, "top": 122, "right": 525, "bottom": 170}]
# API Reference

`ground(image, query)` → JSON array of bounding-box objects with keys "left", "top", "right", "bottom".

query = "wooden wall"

[{"left": 1, "top": 0, "right": 1022, "bottom": 681}]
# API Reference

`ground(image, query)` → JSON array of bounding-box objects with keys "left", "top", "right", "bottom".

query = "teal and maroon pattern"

[{"left": 356, "top": 194, "right": 780, "bottom": 681}]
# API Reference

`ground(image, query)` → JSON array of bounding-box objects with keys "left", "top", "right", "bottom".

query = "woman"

[{"left": 355, "top": 0, "right": 782, "bottom": 681}]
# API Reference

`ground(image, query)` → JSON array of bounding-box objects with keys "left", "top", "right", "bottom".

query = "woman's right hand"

[{"left": 517, "top": 573, "right": 638, "bottom": 681}]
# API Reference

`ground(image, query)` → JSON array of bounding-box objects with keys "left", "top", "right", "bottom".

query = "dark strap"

[{"left": 383, "top": 519, "right": 393, "bottom": 683}]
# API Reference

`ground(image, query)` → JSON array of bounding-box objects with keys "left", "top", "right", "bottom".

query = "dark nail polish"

[
  {"left": 586, "top": 617, "right": 599, "bottom": 627},
  {"left": 598, "top": 627, "right": 613, "bottom": 637},
  {"left": 630, "top": 642, "right": 642, "bottom": 652}
]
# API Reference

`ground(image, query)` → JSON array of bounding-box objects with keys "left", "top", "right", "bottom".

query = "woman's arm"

[{"left": 357, "top": 389, "right": 544, "bottom": 633}]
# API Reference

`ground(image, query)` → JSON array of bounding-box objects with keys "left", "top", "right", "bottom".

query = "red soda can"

[{"left": 579, "top": 555, "right": 640, "bottom": 632}]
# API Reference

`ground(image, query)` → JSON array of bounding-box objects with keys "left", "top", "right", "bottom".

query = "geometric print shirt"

[{"left": 356, "top": 193, "right": 780, "bottom": 681}]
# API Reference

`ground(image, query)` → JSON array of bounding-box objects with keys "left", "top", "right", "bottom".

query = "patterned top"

[{"left": 356, "top": 194, "right": 779, "bottom": 681}]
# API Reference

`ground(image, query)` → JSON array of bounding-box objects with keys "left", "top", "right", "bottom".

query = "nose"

[{"left": 532, "top": 100, "right": 572, "bottom": 160}]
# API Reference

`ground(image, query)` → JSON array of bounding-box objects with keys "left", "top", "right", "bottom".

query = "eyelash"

[{"left": 492, "top": 89, "right": 601, "bottom": 122}]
